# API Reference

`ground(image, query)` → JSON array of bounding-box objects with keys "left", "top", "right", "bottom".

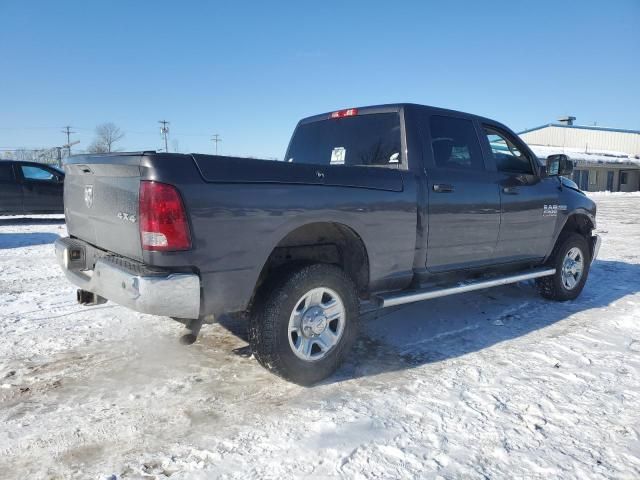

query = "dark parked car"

[
  {"left": 54, "top": 104, "right": 600, "bottom": 385},
  {"left": 0, "top": 160, "right": 64, "bottom": 215}
]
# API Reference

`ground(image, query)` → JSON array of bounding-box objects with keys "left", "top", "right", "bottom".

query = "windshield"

[{"left": 285, "top": 113, "right": 401, "bottom": 167}]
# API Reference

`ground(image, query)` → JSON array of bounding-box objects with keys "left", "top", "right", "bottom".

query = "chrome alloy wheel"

[
  {"left": 561, "top": 247, "right": 584, "bottom": 290},
  {"left": 288, "top": 287, "right": 346, "bottom": 362}
]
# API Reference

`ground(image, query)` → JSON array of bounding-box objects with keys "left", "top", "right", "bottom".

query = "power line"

[
  {"left": 158, "top": 120, "right": 170, "bottom": 152},
  {"left": 211, "top": 133, "right": 222, "bottom": 155},
  {"left": 61, "top": 126, "right": 76, "bottom": 156},
  {"left": 0, "top": 125, "right": 213, "bottom": 137},
  {"left": 0, "top": 126, "right": 73, "bottom": 130}
]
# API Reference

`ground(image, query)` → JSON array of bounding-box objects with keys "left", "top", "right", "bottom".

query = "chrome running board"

[{"left": 377, "top": 268, "right": 556, "bottom": 308}]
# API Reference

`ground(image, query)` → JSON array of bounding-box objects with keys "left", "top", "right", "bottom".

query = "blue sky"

[{"left": 1, "top": 0, "right": 638, "bottom": 158}]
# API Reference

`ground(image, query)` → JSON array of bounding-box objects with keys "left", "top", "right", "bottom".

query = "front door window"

[{"left": 483, "top": 127, "right": 534, "bottom": 175}]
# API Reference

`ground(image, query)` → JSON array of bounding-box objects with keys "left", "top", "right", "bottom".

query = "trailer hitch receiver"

[{"left": 77, "top": 289, "right": 107, "bottom": 306}]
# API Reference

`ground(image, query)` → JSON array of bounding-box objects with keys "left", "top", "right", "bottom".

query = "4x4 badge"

[{"left": 117, "top": 212, "right": 137, "bottom": 223}]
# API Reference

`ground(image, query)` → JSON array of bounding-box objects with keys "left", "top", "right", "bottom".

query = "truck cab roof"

[{"left": 298, "top": 103, "right": 502, "bottom": 128}]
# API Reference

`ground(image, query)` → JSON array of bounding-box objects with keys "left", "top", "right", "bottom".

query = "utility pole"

[
  {"left": 62, "top": 126, "right": 75, "bottom": 156},
  {"left": 211, "top": 133, "right": 221, "bottom": 155},
  {"left": 158, "top": 120, "right": 170, "bottom": 152}
]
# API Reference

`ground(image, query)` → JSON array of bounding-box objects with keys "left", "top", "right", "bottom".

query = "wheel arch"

[
  {"left": 560, "top": 211, "right": 595, "bottom": 236},
  {"left": 546, "top": 211, "right": 596, "bottom": 260},
  {"left": 248, "top": 221, "right": 370, "bottom": 311}
]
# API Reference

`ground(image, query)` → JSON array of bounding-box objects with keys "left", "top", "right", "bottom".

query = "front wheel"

[
  {"left": 536, "top": 233, "right": 591, "bottom": 301},
  {"left": 249, "top": 264, "right": 359, "bottom": 386}
]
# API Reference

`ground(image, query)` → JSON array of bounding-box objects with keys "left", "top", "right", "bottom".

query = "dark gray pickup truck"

[{"left": 55, "top": 103, "right": 600, "bottom": 385}]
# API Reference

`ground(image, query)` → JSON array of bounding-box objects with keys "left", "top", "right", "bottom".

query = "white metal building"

[{"left": 519, "top": 118, "right": 640, "bottom": 192}]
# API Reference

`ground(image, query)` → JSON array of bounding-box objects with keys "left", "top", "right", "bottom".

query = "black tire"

[
  {"left": 536, "top": 233, "right": 591, "bottom": 301},
  {"left": 248, "top": 264, "right": 359, "bottom": 386}
]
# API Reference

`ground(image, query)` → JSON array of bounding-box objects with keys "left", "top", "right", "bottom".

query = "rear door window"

[
  {"left": 21, "top": 165, "right": 57, "bottom": 181},
  {"left": 428, "top": 116, "right": 484, "bottom": 170},
  {"left": 285, "top": 113, "right": 402, "bottom": 168}
]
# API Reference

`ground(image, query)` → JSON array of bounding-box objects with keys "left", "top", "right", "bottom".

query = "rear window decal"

[{"left": 330, "top": 147, "right": 346, "bottom": 165}]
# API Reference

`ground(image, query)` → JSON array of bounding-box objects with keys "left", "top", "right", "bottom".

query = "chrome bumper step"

[
  {"left": 376, "top": 268, "right": 556, "bottom": 308},
  {"left": 55, "top": 237, "right": 201, "bottom": 319}
]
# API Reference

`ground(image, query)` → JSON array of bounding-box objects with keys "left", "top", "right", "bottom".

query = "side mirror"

[{"left": 546, "top": 154, "right": 573, "bottom": 177}]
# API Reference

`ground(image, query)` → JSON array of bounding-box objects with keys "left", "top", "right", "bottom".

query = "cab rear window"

[{"left": 285, "top": 113, "right": 401, "bottom": 167}]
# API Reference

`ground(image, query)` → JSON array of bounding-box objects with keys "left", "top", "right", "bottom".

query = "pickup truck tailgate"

[{"left": 64, "top": 154, "right": 143, "bottom": 261}]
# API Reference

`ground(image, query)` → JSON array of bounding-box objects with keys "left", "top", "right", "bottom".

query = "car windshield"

[{"left": 285, "top": 113, "right": 402, "bottom": 167}]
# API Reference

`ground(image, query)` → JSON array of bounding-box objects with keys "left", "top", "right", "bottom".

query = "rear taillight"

[{"left": 139, "top": 181, "right": 191, "bottom": 251}]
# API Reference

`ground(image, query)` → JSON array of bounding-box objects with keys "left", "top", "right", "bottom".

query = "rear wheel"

[
  {"left": 536, "top": 233, "right": 591, "bottom": 301},
  {"left": 249, "top": 264, "right": 358, "bottom": 385}
]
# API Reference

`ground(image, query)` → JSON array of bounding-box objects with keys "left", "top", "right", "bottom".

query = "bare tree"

[
  {"left": 10, "top": 149, "right": 39, "bottom": 161},
  {"left": 88, "top": 122, "right": 125, "bottom": 153},
  {"left": 87, "top": 140, "right": 108, "bottom": 154}
]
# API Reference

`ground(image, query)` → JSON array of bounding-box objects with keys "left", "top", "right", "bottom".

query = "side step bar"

[{"left": 377, "top": 268, "right": 556, "bottom": 308}]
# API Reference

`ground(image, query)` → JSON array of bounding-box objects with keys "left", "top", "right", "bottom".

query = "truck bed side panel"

[{"left": 145, "top": 168, "right": 418, "bottom": 316}]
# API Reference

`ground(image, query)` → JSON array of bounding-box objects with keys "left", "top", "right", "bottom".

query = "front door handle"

[
  {"left": 502, "top": 186, "right": 519, "bottom": 195},
  {"left": 433, "top": 183, "right": 454, "bottom": 193}
]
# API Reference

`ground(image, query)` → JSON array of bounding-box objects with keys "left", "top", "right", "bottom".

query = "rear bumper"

[
  {"left": 591, "top": 234, "right": 602, "bottom": 264},
  {"left": 55, "top": 237, "right": 201, "bottom": 319}
]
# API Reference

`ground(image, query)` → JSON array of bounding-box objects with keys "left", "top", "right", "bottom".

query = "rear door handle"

[
  {"left": 502, "top": 187, "right": 519, "bottom": 195},
  {"left": 433, "top": 183, "right": 454, "bottom": 193}
]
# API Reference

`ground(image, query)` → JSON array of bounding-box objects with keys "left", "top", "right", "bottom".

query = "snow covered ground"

[{"left": 0, "top": 195, "right": 639, "bottom": 479}]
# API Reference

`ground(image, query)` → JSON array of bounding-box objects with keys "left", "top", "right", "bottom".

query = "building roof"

[
  {"left": 519, "top": 123, "right": 640, "bottom": 136},
  {"left": 528, "top": 145, "right": 640, "bottom": 167}
]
